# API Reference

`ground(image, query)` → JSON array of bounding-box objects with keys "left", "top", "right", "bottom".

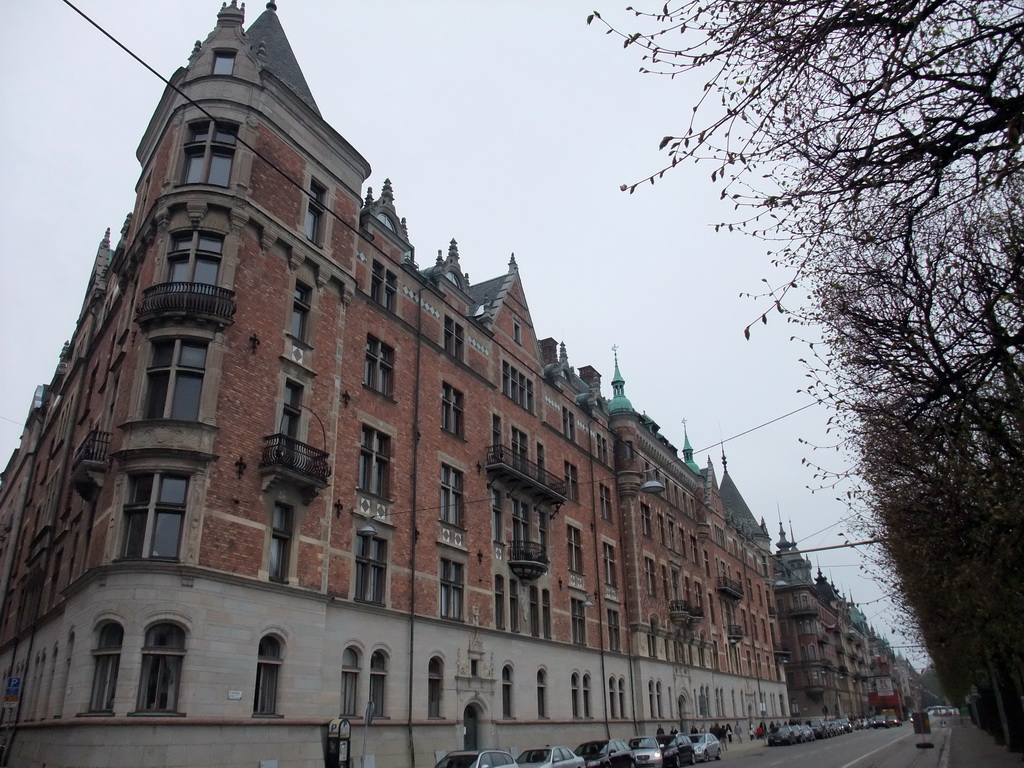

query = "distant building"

[{"left": 0, "top": 3, "right": 785, "bottom": 766}]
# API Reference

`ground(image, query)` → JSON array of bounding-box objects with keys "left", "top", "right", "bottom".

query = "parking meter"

[{"left": 325, "top": 718, "right": 351, "bottom": 768}]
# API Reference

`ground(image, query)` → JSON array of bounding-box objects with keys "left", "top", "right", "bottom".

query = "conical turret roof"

[{"left": 247, "top": 3, "right": 321, "bottom": 115}]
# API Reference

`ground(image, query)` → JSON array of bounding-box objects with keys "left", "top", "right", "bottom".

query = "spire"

[
  {"left": 448, "top": 238, "right": 460, "bottom": 263},
  {"left": 721, "top": 448, "right": 728, "bottom": 474},
  {"left": 558, "top": 341, "right": 568, "bottom": 365},
  {"left": 381, "top": 178, "right": 395, "bottom": 206},
  {"left": 682, "top": 420, "right": 700, "bottom": 473},
  {"left": 509, "top": 253, "right": 518, "bottom": 271},
  {"left": 776, "top": 521, "right": 793, "bottom": 551},
  {"left": 217, "top": 0, "right": 246, "bottom": 27},
  {"left": 101, "top": 228, "right": 111, "bottom": 250},
  {"left": 607, "top": 347, "right": 634, "bottom": 414},
  {"left": 246, "top": 4, "right": 321, "bottom": 115}
]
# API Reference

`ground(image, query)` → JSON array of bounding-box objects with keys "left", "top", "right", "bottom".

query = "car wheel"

[
  {"left": 703, "top": 752, "right": 710, "bottom": 763},
  {"left": 714, "top": 751, "right": 721, "bottom": 761},
  {"left": 689, "top": 754, "right": 696, "bottom": 766}
]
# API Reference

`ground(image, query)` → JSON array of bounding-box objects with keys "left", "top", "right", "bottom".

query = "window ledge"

[{"left": 128, "top": 711, "right": 187, "bottom": 717}]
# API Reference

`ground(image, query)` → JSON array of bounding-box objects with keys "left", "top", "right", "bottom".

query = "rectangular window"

[
  {"left": 501, "top": 362, "right": 534, "bottom": 411},
  {"left": 123, "top": 474, "right": 187, "bottom": 560},
  {"left": 443, "top": 316, "right": 464, "bottom": 360},
  {"left": 528, "top": 586, "right": 540, "bottom": 637},
  {"left": 268, "top": 503, "right": 291, "bottom": 582},
  {"left": 595, "top": 434, "right": 609, "bottom": 464},
  {"left": 213, "top": 51, "right": 236, "bottom": 75},
  {"left": 371, "top": 260, "right": 396, "bottom": 311},
  {"left": 562, "top": 406, "right": 575, "bottom": 441},
  {"left": 564, "top": 462, "right": 579, "bottom": 502},
  {"left": 494, "top": 575, "right": 505, "bottom": 630},
  {"left": 439, "top": 559, "right": 464, "bottom": 620},
  {"left": 145, "top": 340, "right": 207, "bottom": 421},
  {"left": 440, "top": 464, "right": 464, "bottom": 527},
  {"left": 183, "top": 120, "right": 237, "bottom": 186},
  {"left": 355, "top": 534, "right": 387, "bottom": 604},
  {"left": 291, "top": 282, "right": 311, "bottom": 341},
  {"left": 644, "top": 557, "right": 657, "bottom": 596},
  {"left": 511, "top": 498, "right": 530, "bottom": 543},
  {"left": 603, "top": 543, "right": 617, "bottom": 587},
  {"left": 542, "top": 589, "right": 552, "bottom": 638},
  {"left": 599, "top": 484, "right": 613, "bottom": 521},
  {"left": 641, "top": 503, "right": 652, "bottom": 536},
  {"left": 167, "top": 231, "right": 223, "bottom": 284},
  {"left": 358, "top": 426, "right": 390, "bottom": 497},
  {"left": 509, "top": 579, "right": 520, "bottom": 633},
  {"left": 280, "top": 381, "right": 303, "bottom": 438},
  {"left": 567, "top": 526, "right": 584, "bottom": 574},
  {"left": 608, "top": 609, "right": 621, "bottom": 652},
  {"left": 571, "top": 598, "right": 587, "bottom": 645},
  {"left": 304, "top": 180, "right": 326, "bottom": 243},
  {"left": 491, "top": 489, "right": 503, "bottom": 542},
  {"left": 363, "top": 335, "right": 394, "bottom": 396},
  {"left": 441, "top": 383, "right": 464, "bottom": 436}
]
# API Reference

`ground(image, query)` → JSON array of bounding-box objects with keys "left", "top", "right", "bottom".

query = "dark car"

[
  {"left": 575, "top": 740, "right": 633, "bottom": 768},
  {"left": 656, "top": 734, "right": 695, "bottom": 768},
  {"left": 767, "top": 725, "right": 798, "bottom": 746},
  {"left": 434, "top": 751, "right": 517, "bottom": 768},
  {"left": 808, "top": 718, "right": 828, "bottom": 739},
  {"left": 870, "top": 714, "right": 890, "bottom": 728}
]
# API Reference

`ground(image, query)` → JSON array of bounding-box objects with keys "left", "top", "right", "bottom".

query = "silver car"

[
  {"left": 435, "top": 751, "right": 517, "bottom": 768},
  {"left": 628, "top": 737, "right": 664, "bottom": 768},
  {"left": 686, "top": 734, "right": 721, "bottom": 762},
  {"left": 517, "top": 747, "right": 585, "bottom": 768}
]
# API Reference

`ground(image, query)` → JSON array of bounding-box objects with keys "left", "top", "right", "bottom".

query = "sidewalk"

[{"left": 944, "top": 722, "right": 1023, "bottom": 768}]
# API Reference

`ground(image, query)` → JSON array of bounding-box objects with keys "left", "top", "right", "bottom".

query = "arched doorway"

[{"left": 463, "top": 703, "right": 480, "bottom": 750}]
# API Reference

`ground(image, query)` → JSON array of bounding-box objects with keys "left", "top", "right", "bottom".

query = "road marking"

[{"left": 837, "top": 732, "right": 915, "bottom": 768}]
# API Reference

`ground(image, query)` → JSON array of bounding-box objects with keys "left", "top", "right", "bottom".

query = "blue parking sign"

[{"left": 5, "top": 677, "right": 21, "bottom": 703}]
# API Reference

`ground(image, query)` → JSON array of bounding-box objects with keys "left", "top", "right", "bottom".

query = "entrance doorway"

[{"left": 463, "top": 704, "right": 480, "bottom": 750}]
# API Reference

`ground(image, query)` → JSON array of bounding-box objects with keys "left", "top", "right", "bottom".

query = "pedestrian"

[
  {"left": 691, "top": 725, "right": 699, "bottom": 735},
  {"left": 748, "top": 723, "right": 755, "bottom": 740},
  {"left": 657, "top": 725, "right": 665, "bottom": 736},
  {"left": 670, "top": 727, "right": 678, "bottom": 736}
]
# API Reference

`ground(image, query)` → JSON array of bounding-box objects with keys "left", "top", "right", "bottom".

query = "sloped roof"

[
  {"left": 247, "top": 7, "right": 321, "bottom": 116},
  {"left": 719, "top": 471, "right": 760, "bottom": 531}
]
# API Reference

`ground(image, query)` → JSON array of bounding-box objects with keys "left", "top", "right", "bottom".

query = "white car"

[
  {"left": 517, "top": 747, "right": 585, "bottom": 768},
  {"left": 627, "top": 737, "right": 664, "bottom": 768}
]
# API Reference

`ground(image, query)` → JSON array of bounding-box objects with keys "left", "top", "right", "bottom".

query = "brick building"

[{"left": 0, "top": 4, "right": 785, "bottom": 766}]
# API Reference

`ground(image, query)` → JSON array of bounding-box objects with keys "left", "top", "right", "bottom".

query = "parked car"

[
  {"left": 767, "top": 725, "right": 798, "bottom": 746},
  {"left": 656, "top": 734, "right": 695, "bottom": 767},
  {"left": 628, "top": 737, "right": 664, "bottom": 768},
  {"left": 686, "top": 733, "right": 721, "bottom": 762},
  {"left": 517, "top": 747, "right": 586, "bottom": 768},
  {"left": 795, "top": 724, "right": 814, "bottom": 742},
  {"left": 434, "top": 751, "right": 517, "bottom": 768},
  {"left": 807, "top": 718, "right": 827, "bottom": 739},
  {"left": 835, "top": 718, "right": 853, "bottom": 734},
  {"left": 869, "top": 714, "right": 890, "bottom": 728},
  {"left": 574, "top": 740, "right": 634, "bottom": 768},
  {"left": 885, "top": 714, "right": 902, "bottom": 727}
]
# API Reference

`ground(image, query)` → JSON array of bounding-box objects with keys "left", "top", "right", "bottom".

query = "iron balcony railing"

[
  {"left": 716, "top": 575, "right": 744, "bottom": 599},
  {"left": 260, "top": 433, "right": 331, "bottom": 482},
  {"left": 506, "top": 540, "right": 549, "bottom": 580},
  {"left": 485, "top": 445, "right": 567, "bottom": 501},
  {"left": 72, "top": 429, "right": 111, "bottom": 468},
  {"left": 669, "top": 600, "right": 704, "bottom": 619},
  {"left": 726, "top": 624, "right": 745, "bottom": 641},
  {"left": 137, "top": 282, "right": 236, "bottom": 323}
]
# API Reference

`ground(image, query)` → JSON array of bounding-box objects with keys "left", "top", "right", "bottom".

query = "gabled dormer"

[{"left": 360, "top": 179, "right": 414, "bottom": 262}]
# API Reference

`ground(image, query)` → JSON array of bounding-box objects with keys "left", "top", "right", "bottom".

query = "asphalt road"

[{"left": 717, "top": 726, "right": 943, "bottom": 768}]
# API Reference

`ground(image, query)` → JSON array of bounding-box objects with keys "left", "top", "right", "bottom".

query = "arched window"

[
  {"left": 341, "top": 646, "right": 360, "bottom": 716},
  {"left": 571, "top": 672, "right": 580, "bottom": 718},
  {"left": 582, "top": 673, "right": 592, "bottom": 718},
  {"left": 656, "top": 680, "right": 663, "bottom": 718},
  {"left": 618, "top": 677, "right": 626, "bottom": 719},
  {"left": 89, "top": 623, "right": 123, "bottom": 712},
  {"left": 649, "top": 680, "right": 656, "bottom": 716},
  {"left": 370, "top": 650, "right": 388, "bottom": 716},
  {"left": 254, "top": 635, "right": 283, "bottom": 715},
  {"left": 502, "top": 665, "right": 514, "bottom": 718},
  {"left": 428, "top": 657, "right": 443, "bottom": 718},
  {"left": 137, "top": 623, "right": 185, "bottom": 712},
  {"left": 608, "top": 676, "right": 618, "bottom": 719},
  {"left": 537, "top": 669, "right": 547, "bottom": 718}
]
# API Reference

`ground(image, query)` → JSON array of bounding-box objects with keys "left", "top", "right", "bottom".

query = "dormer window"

[
  {"left": 376, "top": 212, "right": 396, "bottom": 232},
  {"left": 213, "top": 51, "right": 235, "bottom": 76},
  {"left": 444, "top": 271, "right": 461, "bottom": 288}
]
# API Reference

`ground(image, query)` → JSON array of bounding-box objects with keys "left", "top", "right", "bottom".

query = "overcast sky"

[{"left": 0, "top": 1, "right": 927, "bottom": 667}]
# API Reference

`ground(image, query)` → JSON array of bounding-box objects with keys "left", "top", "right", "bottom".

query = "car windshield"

[
  {"left": 629, "top": 738, "right": 658, "bottom": 749},
  {"left": 575, "top": 744, "right": 603, "bottom": 757},
  {"left": 687, "top": 735, "right": 704, "bottom": 744},
  {"left": 436, "top": 756, "right": 479, "bottom": 768},
  {"left": 518, "top": 751, "right": 552, "bottom": 764}
]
